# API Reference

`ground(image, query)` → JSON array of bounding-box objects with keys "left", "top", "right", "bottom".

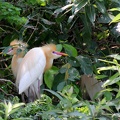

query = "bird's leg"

[
  {"left": 37, "top": 79, "right": 41, "bottom": 98},
  {"left": 21, "top": 93, "right": 26, "bottom": 103},
  {"left": 28, "top": 87, "right": 35, "bottom": 102}
]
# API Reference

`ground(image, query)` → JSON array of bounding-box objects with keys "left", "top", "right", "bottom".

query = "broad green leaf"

[
  {"left": 57, "top": 81, "right": 66, "bottom": 91},
  {"left": 68, "top": 67, "right": 80, "bottom": 81},
  {"left": 63, "top": 44, "right": 78, "bottom": 57},
  {"left": 44, "top": 66, "right": 59, "bottom": 89},
  {"left": 60, "top": 63, "right": 71, "bottom": 74},
  {"left": 98, "top": 13, "right": 111, "bottom": 23},
  {"left": 68, "top": 57, "right": 80, "bottom": 67},
  {"left": 56, "top": 44, "right": 62, "bottom": 52},
  {"left": 96, "top": 1, "right": 106, "bottom": 13},
  {"left": 85, "top": 5, "right": 96, "bottom": 25},
  {"left": 110, "top": 13, "right": 120, "bottom": 24},
  {"left": 104, "top": 91, "right": 112, "bottom": 101},
  {"left": 77, "top": 55, "right": 93, "bottom": 75}
]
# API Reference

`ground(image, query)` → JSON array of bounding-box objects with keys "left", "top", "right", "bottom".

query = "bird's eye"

[{"left": 52, "top": 51, "right": 55, "bottom": 54}]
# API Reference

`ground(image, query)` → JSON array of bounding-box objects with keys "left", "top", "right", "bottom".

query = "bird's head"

[
  {"left": 42, "top": 44, "right": 68, "bottom": 59},
  {"left": 6, "top": 40, "right": 28, "bottom": 55}
]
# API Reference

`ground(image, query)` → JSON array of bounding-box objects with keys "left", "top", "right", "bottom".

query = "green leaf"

[
  {"left": 68, "top": 0, "right": 88, "bottom": 23},
  {"left": 108, "top": 54, "right": 120, "bottom": 60},
  {"left": 56, "top": 44, "right": 63, "bottom": 52},
  {"left": 68, "top": 67, "right": 80, "bottom": 81},
  {"left": 110, "top": 13, "right": 120, "bottom": 24},
  {"left": 98, "top": 13, "right": 111, "bottom": 23},
  {"left": 68, "top": 57, "right": 80, "bottom": 67},
  {"left": 63, "top": 44, "right": 78, "bottom": 57},
  {"left": 77, "top": 55, "right": 93, "bottom": 75},
  {"left": 54, "top": 3, "right": 74, "bottom": 15},
  {"left": 41, "top": 18, "right": 55, "bottom": 25},
  {"left": 86, "top": 5, "right": 96, "bottom": 25},
  {"left": 12, "top": 103, "right": 25, "bottom": 109},
  {"left": 95, "top": 75, "right": 108, "bottom": 80},
  {"left": 109, "top": 7, "right": 120, "bottom": 12},
  {"left": 116, "top": 89, "right": 120, "bottom": 98},
  {"left": 57, "top": 81, "right": 66, "bottom": 91},
  {"left": 96, "top": 1, "right": 106, "bottom": 14},
  {"left": 44, "top": 66, "right": 59, "bottom": 89},
  {"left": 102, "top": 76, "right": 120, "bottom": 87},
  {"left": 102, "top": 72, "right": 120, "bottom": 87},
  {"left": 104, "top": 91, "right": 112, "bottom": 101},
  {"left": 44, "top": 89, "right": 63, "bottom": 101}
]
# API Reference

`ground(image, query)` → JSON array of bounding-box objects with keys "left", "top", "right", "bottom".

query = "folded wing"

[{"left": 16, "top": 47, "right": 46, "bottom": 94}]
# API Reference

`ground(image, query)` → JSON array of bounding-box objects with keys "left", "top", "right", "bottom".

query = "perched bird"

[
  {"left": 6, "top": 40, "right": 28, "bottom": 78},
  {"left": 16, "top": 44, "right": 68, "bottom": 102}
]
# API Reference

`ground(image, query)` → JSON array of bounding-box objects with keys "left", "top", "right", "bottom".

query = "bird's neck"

[
  {"left": 11, "top": 52, "right": 25, "bottom": 77},
  {"left": 41, "top": 48, "right": 53, "bottom": 71}
]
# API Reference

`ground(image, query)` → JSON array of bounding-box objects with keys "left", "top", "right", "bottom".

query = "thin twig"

[
  {"left": 27, "top": 18, "right": 39, "bottom": 43},
  {"left": 0, "top": 87, "right": 14, "bottom": 97},
  {"left": 0, "top": 79, "right": 16, "bottom": 87}
]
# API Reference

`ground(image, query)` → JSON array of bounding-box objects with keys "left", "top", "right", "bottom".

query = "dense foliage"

[{"left": 0, "top": 0, "right": 120, "bottom": 119}]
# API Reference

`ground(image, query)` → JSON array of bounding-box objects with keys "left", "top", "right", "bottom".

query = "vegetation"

[{"left": 0, "top": 0, "right": 120, "bottom": 119}]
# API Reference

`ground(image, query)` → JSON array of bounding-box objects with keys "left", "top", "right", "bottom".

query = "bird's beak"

[{"left": 53, "top": 51, "right": 68, "bottom": 56}]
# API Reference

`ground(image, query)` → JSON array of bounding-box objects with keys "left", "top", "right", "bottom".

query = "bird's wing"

[{"left": 16, "top": 47, "right": 46, "bottom": 94}]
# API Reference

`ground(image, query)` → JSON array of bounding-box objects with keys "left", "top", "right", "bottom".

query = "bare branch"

[{"left": 0, "top": 79, "right": 16, "bottom": 87}]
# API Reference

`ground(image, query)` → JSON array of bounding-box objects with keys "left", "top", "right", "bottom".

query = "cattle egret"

[
  {"left": 6, "top": 40, "right": 28, "bottom": 78},
  {"left": 16, "top": 44, "right": 68, "bottom": 102}
]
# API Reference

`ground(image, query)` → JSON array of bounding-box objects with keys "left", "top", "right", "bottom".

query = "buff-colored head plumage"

[
  {"left": 42, "top": 44, "right": 56, "bottom": 51},
  {"left": 10, "top": 39, "right": 28, "bottom": 49},
  {"left": 7, "top": 39, "right": 28, "bottom": 55}
]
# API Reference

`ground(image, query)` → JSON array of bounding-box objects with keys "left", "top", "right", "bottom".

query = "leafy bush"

[
  {"left": 0, "top": 0, "right": 120, "bottom": 119},
  {"left": 0, "top": 2, "right": 27, "bottom": 26}
]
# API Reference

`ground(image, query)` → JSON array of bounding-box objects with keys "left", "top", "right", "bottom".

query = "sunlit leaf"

[
  {"left": 102, "top": 72, "right": 120, "bottom": 87},
  {"left": 108, "top": 54, "right": 120, "bottom": 60},
  {"left": 54, "top": 3, "right": 73, "bottom": 15},
  {"left": 109, "top": 7, "right": 120, "bottom": 12},
  {"left": 110, "top": 13, "right": 120, "bottom": 24}
]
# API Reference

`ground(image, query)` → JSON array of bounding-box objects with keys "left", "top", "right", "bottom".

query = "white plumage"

[
  {"left": 16, "top": 44, "right": 68, "bottom": 102},
  {"left": 16, "top": 48, "right": 46, "bottom": 100}
]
